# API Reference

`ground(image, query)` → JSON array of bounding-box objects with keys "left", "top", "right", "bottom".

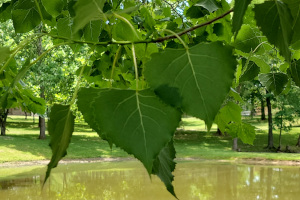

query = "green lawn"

[{"left": 1, "top": 115, "right": 300, "bottom": 163}]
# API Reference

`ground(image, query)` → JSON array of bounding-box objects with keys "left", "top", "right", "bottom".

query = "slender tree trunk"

[
  {"left": 216, "top": 127, "right": 222, "bottom": 136},
  {"left": 232, "top": 138, "right": 238, "bottom": 151},
  {"left": 0, "top": 109, "right": 9, "bottom": 136},
  {"left": 266, "top": 91, "right": 274, "bottom": 149},
  {"left": 250, "top": 95, "right": 255, "bottom": 119},
  {"left": 261, "top": 97, "right": 266, "bottom": 120},
  {"left": 296, "top": 135, "right": 300, "bottom": 146},
  {"left": 37, "top": 25, "right": 46, "bottom": 140},
  {"left": 39, "top": 87, "right": 46, "bottom": 139}
]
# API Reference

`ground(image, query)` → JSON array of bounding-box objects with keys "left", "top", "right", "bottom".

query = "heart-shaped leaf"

[
  {"left": 145, "top": 42, "right": 236, "bottom": 129},
  {"left": 258, "top": 72, "right": 289, "bottom": 95},
  {"left": 77, "top": 88, "right": 181, "bottom": 173}
]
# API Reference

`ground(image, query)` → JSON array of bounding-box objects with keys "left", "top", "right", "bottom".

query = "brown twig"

[{"left": 153, "top": 8, "right": 233, "bottom": 43}]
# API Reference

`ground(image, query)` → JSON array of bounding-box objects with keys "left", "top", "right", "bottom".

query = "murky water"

[{"left": 1, "top": 160, "right": 300, "bottom": 200}]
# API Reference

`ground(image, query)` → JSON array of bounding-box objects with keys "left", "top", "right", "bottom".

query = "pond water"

[{"left": 0, "top": 160, "right": 300, "bottom": 200}]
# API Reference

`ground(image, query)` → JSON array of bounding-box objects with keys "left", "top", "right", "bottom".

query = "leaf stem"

[
  {"left": 162, "top": 29, "right": 188, "bottom": 50},
  {"left": 132, "top": 44, "right": 139, "bottom": 91},
  {"left": 113, "top": 12, "right": 140, "bottom": 40},
  {"left": 110, "top": 45, "right": 122, "bottom": 87},
  {"left": 70, "top": 65, "right": 85, "bottom": 105}
]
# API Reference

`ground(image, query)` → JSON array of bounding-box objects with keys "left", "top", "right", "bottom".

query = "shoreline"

[{"left": 1, "top": 157, "right": 300, "bottom": 168}]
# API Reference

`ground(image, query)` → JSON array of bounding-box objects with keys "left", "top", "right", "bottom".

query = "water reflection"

[{"left": 1, "top": 161, "right": 300, "bottom": 200}]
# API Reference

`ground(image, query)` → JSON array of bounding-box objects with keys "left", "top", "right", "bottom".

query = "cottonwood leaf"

[
  {"left": 229, "top": 88, "right": 244, "bottom": 103},
  {"left": 0, "top": 2, "right": 12, "bottom": 22},
  {"left": 77, "top": 88, "right": 181, "bottom": 174},
  {"left": 17, "top": 87, "right": 46, "bottom": 115},
  {"left": 41, "top": 0, "right": 67, "bottom": 18},
  {"left": 254, "top": 1, "right": 293, "bottom": 62},
  {"left": 152, "top": 140, "right": 177, "bottom": 199},
  {"left": 226, "top": 122, "right": 256, "bottom": 145},
  {"left": 214, "top": 101, "right": 242, "bottom": 133},
  {"left": 234, "top": 24, "right": 260, "bottom": 53},
  {"left": 232, "top": 0, "right": 252, "bottom": 36},
  {"left": 240, "top": 60, "right": 260, "bottom": 82},
  {"left": 258, "top": 72, "right": 289, "bottom": 95},
  {"left": 73, "top": 0, "right": 106, "bottom": 33},
  {"left": 45, "top": 104, "right": 75, "bottom": 184},
  {"left": 194, "top": 0, "right": 219, "bottom": 13},
  {"left": 282, "top": 0, "right": 300, "bottom": 44},
  {"left": 12, "top": 2, "right": 41, "bottom": 33},
  {"left": 145, "top": 42, "right": 236, "bottom": 129},
  {"left": 290, "top": 59, "right": 300, "bottom": 87},
  {"left": 83, "top": 20, "right": 102, "bottom": 42}
]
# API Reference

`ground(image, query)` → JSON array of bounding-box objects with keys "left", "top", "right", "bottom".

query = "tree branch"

[
  {"left": 153, "top": 8, "right": 233, "bottom": 43},
  {"left": 43, "top": 9, "right": 233, "bottom": 46}
]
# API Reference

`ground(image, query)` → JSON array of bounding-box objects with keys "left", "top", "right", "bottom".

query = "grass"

[{"left": 1, "top": 115, "right": 300, "bottom": 163}]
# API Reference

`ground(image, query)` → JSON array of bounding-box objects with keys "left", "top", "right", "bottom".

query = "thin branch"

[
  {"left": 163, "top": 0, "right": 185, "bottom": 26},
  {"left": 153, "top": 8, "right": 233, "bottom": 43},
  {"left": 43, "top": 9, "right": 233, "bottom": 45}
]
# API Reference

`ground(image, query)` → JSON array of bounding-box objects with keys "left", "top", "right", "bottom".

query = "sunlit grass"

[{"left": 1, "top": 115, "right": 300, "bottom": 163}]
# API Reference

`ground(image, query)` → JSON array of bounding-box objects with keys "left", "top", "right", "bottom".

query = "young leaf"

[
  {"left": 17, "top": 88, "right": 46, "bottom": 115},
  {"left": 194, "top": 0, "right": 219, "bottom": 13},
  {"left": 254, "top": 1, "right": 293, "bottom": 62},
  {"left": 45, "top": 104, "right": 75, "bottom": 184},
  {"left": 226, "top": 122, "right": 256, "bottom": 145},
  {"left": 258, "top": 72, "right": 289, "bottom": 95},
  {"left": 152, "top": 140, "right": 177, "bottom": 199},
  {"left": 214, "top": 101, "right": 242, "bottom": 133},
  {"left": 73, "top": 0, "right": 106, "bottom": 33},
  {"left": 290, "top": 59, "right": 300, "bottom": 87},
  {"left": 145, "top": 42, "right": 236, "bottom": 129},
  {"left": 232, "top": 0, "right": 252, "bottom": 36},
  {"left": 77, "top": 88, "right": 181, "bottom": 174}
]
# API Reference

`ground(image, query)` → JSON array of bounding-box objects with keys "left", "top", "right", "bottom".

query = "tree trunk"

[
  {"left": 216, "top": 128, "right": 222, "bottom": 136},
  {"left": 0, "top": 109, "right": 9, "bottom": 136},
  {"left": 232, "top": 138, "right": 238, "bottom": 151},
  {"left": 296, "top": 135, "right": 300, "bottom": 147},
  {"left": 36, "top": 25, "right": 46, "bottom": 140},
  {"left": 39, "top": 87, "right": 46, "bottom": 139},
  {"left": 250, "top": 95, "right": 255, "bottom": 119},
  {"left": 266, "top": 91, "right": 274, "bottom": 149},
  {"left": 261, "top": 97, "right": 266, "bottom": 120}
]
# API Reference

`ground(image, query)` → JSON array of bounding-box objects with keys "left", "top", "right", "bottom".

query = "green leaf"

[
  {"left": 73, "top": 0, "right": 106, "bottom": 33},
  {"left": 45, "top": 104, "right": 75, "bottom": 184},
  {"left": 17, "top": 87, "right": 46, "bottom": 115},
  {"left": 214, "top": 101, "right": 242, "bottom": 133},
  {"left": 0, "top": 46, "right": 11, "bottom": 64},
  {"left": 226, "top": 122, "right": 256, "bottom": 145},
  {"left": 12, "top": 0, "right": 41, "bottom": 33},
  {"left": 240, "top": 60, "right": 260, "bottom": 82},
  {"left": 232, "top": 0, "right": 252, "bottom": 36},
  {"left": 77, "top": 88, "right": 181, "bottom": 174},
  {"left": 254, "top": 1, "right": 293, "bottom": 62},
  {"left": 290, "top": 59, "right": 300, "bottom": 87},
  {"left": 112, "top": 19, "right": 139, "bottom": 41},
  {"left": 152, "top": 140, "right": 177, "bottom": 199},
  {"left": 83, "top": 20, "right": 102, "bottom": 42},
  {"left": 145, "top": 42, "right": 236, "bottom": 129},
  {"left": 282, "top": 0, "right": 300, "bottom": 44},
  {"left": 229, "top": 88, "right": 244, "bottom": 103},
  {"left": 41, "top": 0, "right": 67, "bottom": 18},
  {"left": 194, "top": 0, "right": 219, "bottom": 13},
  {"left": 140, "top": 7, "right": 156, "bottom": 31},
  {"left": 0, "top": 2, "right": 12, "bottom": 22},
  {"left": 258, "top": 72, "right": 289, "bottom": 95},
  {"left": 234, "top": 24, "right": 260, "bottom": 53},
  {"left": 57, "top": 17, "right": 81, "bottom": 39}
]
